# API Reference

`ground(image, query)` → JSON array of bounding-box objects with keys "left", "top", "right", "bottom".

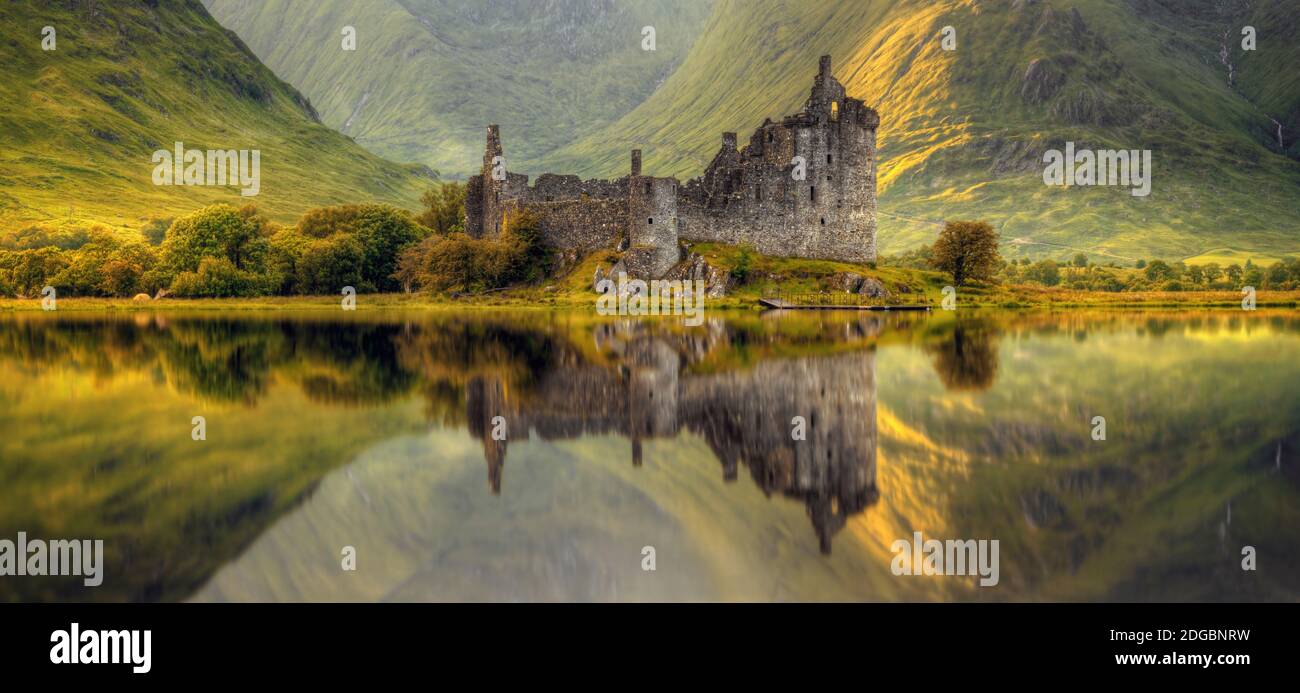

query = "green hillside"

[
  {"left": 201, "top": 0, "right": 711, "bottom": 175},
  {"left": 0, "top": 0, "right": 433, "bottom": 235},
  {"left": 534, "top": 0, "right": 1300, "bottom": 261}
]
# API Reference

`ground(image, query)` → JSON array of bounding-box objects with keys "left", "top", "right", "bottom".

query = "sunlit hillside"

[
  {"left": 536, "top": 0, "right": 1300, "bottom": 261},
  {"left": 0, "top": 0, "right": 433, "bottom": 235}
]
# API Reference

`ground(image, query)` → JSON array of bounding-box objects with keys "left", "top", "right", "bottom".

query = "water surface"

[{"left": 0, "top": 309, "right": 1296, "bottom": 602}]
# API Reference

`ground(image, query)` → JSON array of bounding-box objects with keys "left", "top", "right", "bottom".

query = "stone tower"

[{"left": 623, "top": 149, "right": 680, "bottom": 278}]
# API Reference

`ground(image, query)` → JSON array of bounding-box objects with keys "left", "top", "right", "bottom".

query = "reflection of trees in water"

[
  {"left": 927, "top": 321, "right": 999, "bottom": 392},
  {"left": 8, "top": 310, "right": 1300, "bottom": 599},
  {"left": 157, "top": 320, "right": 288, "bottom": 403}
]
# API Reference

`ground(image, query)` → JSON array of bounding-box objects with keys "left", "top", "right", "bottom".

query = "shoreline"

[{"left": 2, "top": 290, "right": 1297, "bottom": 313}]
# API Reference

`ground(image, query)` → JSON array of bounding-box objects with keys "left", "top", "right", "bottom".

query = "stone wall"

[{"left": 503, "top": 197, "right": 626, "bottom": 251}]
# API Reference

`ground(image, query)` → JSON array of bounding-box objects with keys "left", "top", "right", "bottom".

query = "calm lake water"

[{"left": 0, "top": 308, "right": 1297, "bottom": 602}]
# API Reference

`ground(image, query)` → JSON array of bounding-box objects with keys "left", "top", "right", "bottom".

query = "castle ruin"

[{"left": 466, "top": 55, "right": 880, "bottom": 278}]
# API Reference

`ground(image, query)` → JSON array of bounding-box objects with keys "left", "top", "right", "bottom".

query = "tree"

[
  {"left": 1266, "top": 262, "right": 1289, "bottom": 288},
  {"left": 161, "top": 204, "right": 272, "bottom": 278},
  {"left": 266, "top": 230, "right": 310, "bottom": 295},
  {"left": 1025, "top": 259, "right": 1061, "bottom": 286},
  {"left": 141, "top": 218, "right": 172, "bottom": 246},
  {"left": 929, "top": 220, "right": 1000, "bottom": 286},
  {"left": 1202, "top": 263, "right": 1223, "bottom": 285},
  {"left": 1225, "top": 264, "right": 1243, "bottom": 285},
  {"left": 98, "top": 242, "right": 159, "bottom": 296},
  {"left": 1071, "top": 252, "right": 1087, "bottom": 267},
  {"left": 296, "top": 235, "right": 366, "bottom": 295},
  {"left": 295, "top": 204, "right": 427, "bottom": 292},
  {"left": 1186, "top": 264, "right": 1204, "bottom": 286},
  {"left": 417, "top": 182, "right": 467, "bottom": 235},
  {"left": 1144, "top": 260, "right": 1174, "bottom": 281},
  {"left": 50, "top": 228, "right": 121, "bottom": 296},
  {"left": 1135, "top": 259, "right": 1146, "bottom": 269},
  {"left": 12, "top": 247, "right": 69, "bottom": 297}
]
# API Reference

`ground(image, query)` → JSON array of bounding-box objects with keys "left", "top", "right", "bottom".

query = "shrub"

[
  {"left": 170, "top": 256, "right": 264, "bottom": 298},
  {"left": 730, "top": 245, "right": 755, "bottom": 284},
  {"left": 417, "top": 182, "right": 467, "bottom": 235}
]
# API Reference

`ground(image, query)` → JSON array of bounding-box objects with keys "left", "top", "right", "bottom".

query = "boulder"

[
  {"left": 830, "top": 272, "right": 864, "bottom": 293},
  {"left": 858, "top": 277, "right": 889, "bottom": 299},
  {"left": 665, "top": 252, "right": 728, "bottom": 298}
]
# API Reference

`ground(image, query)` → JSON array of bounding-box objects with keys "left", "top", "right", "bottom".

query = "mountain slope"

[
  {"left": 201, "top": 0, "right": 711, "bottom": 175},
  {"left": 0, "top": 0, "right": 433, "bottom": 234},
  {"left": 538, "top": 0, "right": 1300, "bottom": 260}
]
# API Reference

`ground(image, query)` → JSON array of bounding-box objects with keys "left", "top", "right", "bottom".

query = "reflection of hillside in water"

[
  {"left": 3, "top": 310, "right": 1300, "bottom": 601},
  {"left": 0, "top": 312, "right": 1004, "bottom": 557},
  {"left": 466, "top": 321, "right": 884, "bottom": 553}
]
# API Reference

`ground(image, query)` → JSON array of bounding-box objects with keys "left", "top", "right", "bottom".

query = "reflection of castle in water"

[{"left": 466, "top": 322, "right": 880, "bottom": 554}]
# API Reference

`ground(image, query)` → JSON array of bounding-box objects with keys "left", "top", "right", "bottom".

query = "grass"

[{"left": 1183, "top": 248, "right": 1300, "bottom": 267}]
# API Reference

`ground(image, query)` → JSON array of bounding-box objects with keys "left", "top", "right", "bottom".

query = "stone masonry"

[{"left": 465, "top": 55, "right": 879, "bottom": 278}]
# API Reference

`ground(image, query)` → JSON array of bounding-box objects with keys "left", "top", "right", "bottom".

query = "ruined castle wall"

[
  {"left": 466, "top": 174, "right": 485, "bottom": 237},
  {"left": 677, "top": 105, "right": 877, "bottom": 264},
  {"left": 467, "top": 56, "right": 878, "bottom": 271},
  {"left": 503, "top": 198, "right": 626, "bottom": 251},
  {"left": 526, "top": 174, "right": 627, "bottom": 202}
]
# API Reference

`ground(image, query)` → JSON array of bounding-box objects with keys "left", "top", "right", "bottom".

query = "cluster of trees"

[
  {"left": 394, "top": 207, "right": 550, "bottom": 293},
  {"left": 999, "top": 255, "right": 1300, "bottom": 291},
  {"left": 0, "top": 228, "right": 163, "bottom": 298},
  {"left": 0, "top": 181, "right": 549, "bottom": 299},
  {"left": 885, "top": 220, "right": 1299, "bottom": 292},
  {"left": 0, "top": 203, "right": 427, "bottom": 299}
]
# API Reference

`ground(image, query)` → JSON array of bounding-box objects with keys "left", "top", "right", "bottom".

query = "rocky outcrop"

[
  {"left": 828, "top": 272, "right": 890, "bottom": 299},
  {"left": 666, "top": 252, "right": 729, "bottom": 298},
  {"left": 1021, "top": 58, "right": 1065, "bottom": 105}
]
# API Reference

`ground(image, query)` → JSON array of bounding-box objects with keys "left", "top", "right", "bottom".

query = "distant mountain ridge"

[
  {"left": 201, "top": 0, "right": 711, "bottom": 176},
  {"left": 538, "top": 0, "right": 1300, "bottom": 259},
  {"left": 205, "top": 0, "right": 1300, "bottom": 261}
]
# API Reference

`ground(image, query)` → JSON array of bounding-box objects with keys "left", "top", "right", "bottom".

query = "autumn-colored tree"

[
  {"left": 417, "top": 182, "right": 467, "bottom": 235},
  {"left": 929, "top": 220, "right": 1000, "bottom": 286}
]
